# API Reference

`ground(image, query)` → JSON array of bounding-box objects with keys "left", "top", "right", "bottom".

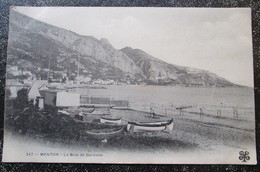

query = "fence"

[
  {"left": 80, "top": 95, "right": 129, "bottom": 107},
  {"left": 128, "top": 102, "right": 254, "bottom": 121},
  {"left": 80, "top": 94, "right": 254, "bottom": 121}
]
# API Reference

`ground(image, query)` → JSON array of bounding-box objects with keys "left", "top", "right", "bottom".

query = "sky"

[{"left": 14, "top": 7, "right": 254, "bottom": 87}]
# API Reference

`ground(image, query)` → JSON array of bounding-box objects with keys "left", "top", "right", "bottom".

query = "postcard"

[{"left": 2, "top": 7, "right": 256, "bottom": 164}]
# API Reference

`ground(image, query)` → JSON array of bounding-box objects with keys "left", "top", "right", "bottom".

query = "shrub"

[
  {"left": 13, "top": 88, "right": 29, "bottom": 110},
  {"left": 8, "top": 88, "right": 84, "bottom": 142}
]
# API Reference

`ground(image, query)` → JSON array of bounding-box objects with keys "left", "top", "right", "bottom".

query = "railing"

[
  {"left": 80, "top": 95, "right": 129, "bottom": 107},
  {"left": 80, "top": 95, "right": 254, "bottom": 121},
  {"left": 128, "top": 102, "right": 254, "bottom": 121}
]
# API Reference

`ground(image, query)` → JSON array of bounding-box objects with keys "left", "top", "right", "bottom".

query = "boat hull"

[
  {"left": 86, "top": 126, "right": 124, "bottom": 140},
  {"left": 133, "top": 125, "right": 166, "bottom": 132},
  {"left": 100, "top": 117, "right": 122, "bottom": 125},
  {"left": 140, "top": 121, "right": 169, "bottom": 125},
  {"left": 166, "top": 120, "right": 174, "bottom": 131},
  {"left": 127, "top": 119, "right": 173, "bottom": 132}
]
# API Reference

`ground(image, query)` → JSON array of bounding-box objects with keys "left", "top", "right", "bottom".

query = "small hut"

[{"left": 39, "top": 89, "right": 80, "bottom": 108}]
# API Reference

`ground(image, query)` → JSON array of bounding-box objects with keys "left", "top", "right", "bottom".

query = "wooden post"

[
  {"left": 236, "top": 105, "right": 239, "bottom": 118},
  {"left": 233, "top": 106, "right": 238, "bottom": 118},
  {"left": 179, "top": 109, "right": 184, "bottom": 117},
  {"left": 199, "top": 108, "right": 204, "bottom": 120},
  {"left": 217, "top": 108, "right": 221, "bottom": 117},
  {"left": 127, "top": 96, "right": 129, "bottom": 109},
  {"left": 150, "top": 107, "right": 155, "bottom": 118}
]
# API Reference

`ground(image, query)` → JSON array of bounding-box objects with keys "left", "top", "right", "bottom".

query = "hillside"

[
  {"left": 121, "top": 47, "right": 236, "bottom": 86},
  {"left": 7, "top": 10, "right": 237, "bottom": 87}
]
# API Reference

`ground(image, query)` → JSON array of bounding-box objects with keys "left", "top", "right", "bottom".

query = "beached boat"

[
  {"left": 165, "top": 119, "right": 174, "bottom": 131},
  {"left": 100, "top": 117, "right": 122, "bottom": 125},
  {"left": 87, "top": 108, "right": 111, "bottom": 116},
  {"left": 79, "top": 107, "right": 95, "bottom": 113},
  {"left": 140, "top": 120, "right": 171, "bottom": 125},
  {"left": 127, "top": 119, "right": 173, "bottom": 132},
  {"left": 86, "top": 126, "right": 124, "bottom": 140},
  {"left": 58, "top": 109, "right": 70, "bottom": 115}
]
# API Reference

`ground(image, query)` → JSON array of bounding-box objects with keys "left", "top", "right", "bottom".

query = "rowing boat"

[
  {"left": 79, "top": 107, "right": 95, "bottom": 113},
  {"left": 86, "top": 126, "right": 124, "bottom": 140},
  {"left": 140, "top": 120, "right": 171, "bottom": 125},
  {"left": 85, "top": 108, "right": 111, "bottom": 116},
  {"left": 58, "top": 110, "right": 70, "bottom": 115},
  {"left": 100, "top": 117, "right": 122, "bottom": 125},
  {"left": 127, "top": 119, "right": 173, "bottom": 132}
]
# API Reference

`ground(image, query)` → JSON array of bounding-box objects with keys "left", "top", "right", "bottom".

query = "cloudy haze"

[{"left": 14, "top": 7, "right": 253, "bottom": 87}]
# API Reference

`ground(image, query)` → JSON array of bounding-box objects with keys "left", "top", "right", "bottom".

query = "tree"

[{"left": 13, "top": 88, "right": 29, "bottom": 109}]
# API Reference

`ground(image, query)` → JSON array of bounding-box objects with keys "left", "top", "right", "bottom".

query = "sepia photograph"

[{"left": 2, "top": 7, "right": 256, "bottom": 164}]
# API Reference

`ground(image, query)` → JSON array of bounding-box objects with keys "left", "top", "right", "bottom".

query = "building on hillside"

[
  {"left": 9, "top": 66, "right": 18, "bottom": 71},
  {"left": 23, "top": 71, "right": 32, "bottom": 76},
  {"left": 7, "top": 65, "right": 20, "bottom": 77},
  {"left": 76, "top": 75, "right": 91, "bottom": 84},
  {"left": 93, "top": 79, "right": 115, "bottom": 85}
]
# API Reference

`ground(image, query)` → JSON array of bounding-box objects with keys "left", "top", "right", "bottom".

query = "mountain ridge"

[{"left": 7, "top": 10, "right": 239, "bottom": 87}]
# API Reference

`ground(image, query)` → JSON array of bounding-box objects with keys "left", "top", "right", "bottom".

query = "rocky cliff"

[{"left": 121, "top": 47, "right": 236, "bottom": 86}]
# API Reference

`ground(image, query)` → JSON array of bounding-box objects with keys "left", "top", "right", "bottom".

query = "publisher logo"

[{"left": 239, "top": 151, "right": 250, "bottom": 162}]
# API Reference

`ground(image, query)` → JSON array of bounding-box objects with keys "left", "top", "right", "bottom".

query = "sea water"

[
  {"left": 78, "top": 85, "right": 255, "bottom": 121},
  {"left": 78, "top": 85, "right": 254, "bottom": 108}
]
